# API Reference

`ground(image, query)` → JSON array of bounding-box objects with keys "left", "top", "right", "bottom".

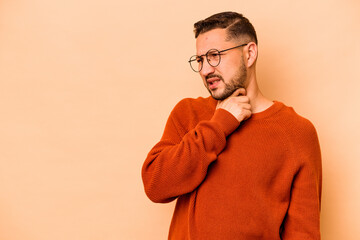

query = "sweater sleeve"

[
  {"left": 281, "top": 121, "right": 322, "bottom": 240},
  {"left": 142, "top": 100, "right": 239, "bottom": 203}
]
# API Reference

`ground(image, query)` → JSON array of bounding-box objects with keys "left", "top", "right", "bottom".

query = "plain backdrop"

[{"left": 0, "top": 0, "right": 359, "bottom": 239}]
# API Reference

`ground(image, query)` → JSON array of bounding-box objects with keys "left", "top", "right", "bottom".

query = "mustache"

[{"left": 205, "top": 74, "right": 224, "bottom": 81}]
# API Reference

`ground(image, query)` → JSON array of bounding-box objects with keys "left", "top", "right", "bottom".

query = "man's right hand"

[{"left": 216, "top": 88, "right": 252, "bottom": 123}]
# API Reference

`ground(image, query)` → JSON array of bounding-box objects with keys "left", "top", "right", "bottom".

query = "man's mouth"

[{"left": 207, "top": 76, "right": 222, "bottom": 90}]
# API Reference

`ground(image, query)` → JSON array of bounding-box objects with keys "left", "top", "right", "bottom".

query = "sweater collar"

[{"left": 250, "top": 101, "right": 284, "bottom": 120}]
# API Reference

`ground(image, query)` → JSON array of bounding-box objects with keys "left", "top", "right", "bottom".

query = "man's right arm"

[
  {"left": 141, "top": 101, "right": 238, "bottom": 203},
  {"left": 142, "top": 89, "right": 251, "bottom": 203}
]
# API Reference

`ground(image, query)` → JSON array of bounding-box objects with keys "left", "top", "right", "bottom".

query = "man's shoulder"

[
  {"left": 274, "top": 102, "right": 321, "bottom": 165},
  {"left": 172, "top": 96, "right": 216, "bottom": 114},
  {"left": 175, "top": 96, "right": 215, "bottom": 108},
  {"left": 275, "top": 101, "right": 318, "bottom": 137},
  {"left": 168, "top": 96, "right": 216, "bottom": 125}
]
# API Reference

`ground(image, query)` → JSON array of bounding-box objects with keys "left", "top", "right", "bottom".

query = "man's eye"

[
  {"left": 209, "top": 53, "right": 220, "bottom": 58},
  {"left": 196, "top": 57, "right": 203, "bottom": 63}
]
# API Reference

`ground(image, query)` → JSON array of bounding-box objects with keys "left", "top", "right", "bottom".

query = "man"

[{"left": 142, "top": 12, "right": 322, "bottom": 239}]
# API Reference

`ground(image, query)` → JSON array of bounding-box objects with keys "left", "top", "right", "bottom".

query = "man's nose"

[{"left": 200, "top": 60, "right": 215, "bottom": 76}]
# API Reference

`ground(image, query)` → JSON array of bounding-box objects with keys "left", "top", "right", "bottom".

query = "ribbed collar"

[{"left": 250, "top": 101, "right": 284, "bottom": 121}]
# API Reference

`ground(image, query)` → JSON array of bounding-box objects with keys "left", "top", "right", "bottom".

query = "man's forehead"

[{"left": 195, "top": 29, "right": 232, "bottom": 55}]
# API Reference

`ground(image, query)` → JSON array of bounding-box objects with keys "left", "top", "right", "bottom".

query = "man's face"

[{"left": 196, "top": 29, "right": 247, "bottom": 100}]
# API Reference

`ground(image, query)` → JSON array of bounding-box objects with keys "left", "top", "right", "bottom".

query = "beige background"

[{"left": 0, "top": 0, "right": 359, "bottom": 239}]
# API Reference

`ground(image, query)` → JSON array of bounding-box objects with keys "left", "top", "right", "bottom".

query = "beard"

[{"left": 206, "top": 62, "right": 247, "bottom": 100}]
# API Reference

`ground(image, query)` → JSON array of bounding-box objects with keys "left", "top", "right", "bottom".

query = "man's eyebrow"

[{"left": 196, "top": 51, "right": 209, "bottom": 58}]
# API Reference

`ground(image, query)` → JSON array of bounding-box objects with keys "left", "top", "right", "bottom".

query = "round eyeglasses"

[{"left": 188, "top": 43, "right": 248, "bottom": 72}]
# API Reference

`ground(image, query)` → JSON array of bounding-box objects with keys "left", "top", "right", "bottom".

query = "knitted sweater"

[{"left": 142, "top": 96, "right": 322, "bottom": 240}]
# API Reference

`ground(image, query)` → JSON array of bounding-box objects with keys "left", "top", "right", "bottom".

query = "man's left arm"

[{"left": 281, "top": 121, "right": 322, "bottom": 240}]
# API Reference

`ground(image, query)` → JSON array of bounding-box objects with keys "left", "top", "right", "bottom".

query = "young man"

[{"left": 142, "top": 12, "right": 322, "bottom": 239}]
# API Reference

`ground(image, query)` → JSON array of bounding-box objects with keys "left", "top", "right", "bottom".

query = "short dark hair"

[{"left": 193, "top": 11, "right": 258, "bottom": 44}]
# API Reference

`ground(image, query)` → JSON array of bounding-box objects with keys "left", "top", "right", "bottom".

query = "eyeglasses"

[{"left": 188, "top": 43, "right": 248, "bottom": 72}]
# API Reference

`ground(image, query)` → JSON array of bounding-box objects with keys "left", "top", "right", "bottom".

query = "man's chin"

[
  {"left": 210, "top": 91, "right": 227, "bottom": 101},
  {"left": 208, "top": 89, "right": 220, "bottom": 100},
  {"left": 209, "top": 88, "right": 235, "bottom": 100}
]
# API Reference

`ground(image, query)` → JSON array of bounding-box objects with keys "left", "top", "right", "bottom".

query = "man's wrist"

[{"left": 210, "top": 109, "right": 240, "bottom": 136}]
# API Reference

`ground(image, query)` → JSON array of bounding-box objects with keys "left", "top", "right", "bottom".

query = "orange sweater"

[{"left": 142, "top": 97, "right": 322, "bottom": 240}]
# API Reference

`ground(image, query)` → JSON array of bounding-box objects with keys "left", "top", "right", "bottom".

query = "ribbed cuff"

[{"left": 210, "top": 109, "right": 240, "bottom": 136}]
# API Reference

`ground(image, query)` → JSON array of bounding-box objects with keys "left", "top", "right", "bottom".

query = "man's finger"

[{"left": 231, "top": 88, "right": 246, "bottom": 97}]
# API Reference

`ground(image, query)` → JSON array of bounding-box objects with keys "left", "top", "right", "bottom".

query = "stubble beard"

[{"left": 207, "top": 63, "right": 247, "bottom": 100}]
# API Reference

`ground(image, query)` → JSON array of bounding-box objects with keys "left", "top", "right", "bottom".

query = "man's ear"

[{"left": 245, "top": 42, "right": 258, "bottom": 68}]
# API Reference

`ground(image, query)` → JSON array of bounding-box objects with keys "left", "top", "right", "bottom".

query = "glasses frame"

[{"left": 188, "top": 43, "right": 249, "bottom": 72}]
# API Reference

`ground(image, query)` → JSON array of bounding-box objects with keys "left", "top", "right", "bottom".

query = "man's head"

[{"left": 191, "top": 12, "right": 258, "bottom": 100}]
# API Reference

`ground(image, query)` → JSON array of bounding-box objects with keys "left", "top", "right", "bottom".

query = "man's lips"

[{"left": 207, "top": 77, "right": 222, "bottom": 90}]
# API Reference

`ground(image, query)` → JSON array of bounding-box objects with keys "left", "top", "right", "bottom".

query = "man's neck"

[{"left": 246, "top": 77, "right": 273, "bottom": 113}]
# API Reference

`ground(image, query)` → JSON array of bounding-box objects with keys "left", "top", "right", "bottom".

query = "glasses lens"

[
  {"left": 189, "top": 55, "right": 202, "bottom": 72},
  {"left": 206, "top": 49, "right": 221, "bottom": 67}
]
